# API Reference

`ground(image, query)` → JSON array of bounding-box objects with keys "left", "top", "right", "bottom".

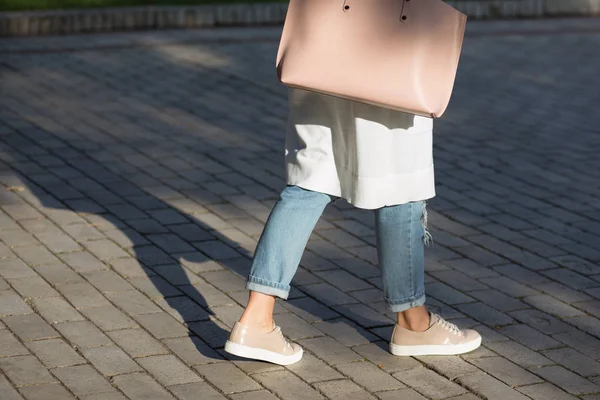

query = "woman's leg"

[
  {"left": 376, "top": 201, "right": 482, "bottom": 356},
  {"left": 375, "top": 201, "right": 430, "bottom": 331},
  {"left": 238, "top": 185, "right": 333, "bottom": 332}
]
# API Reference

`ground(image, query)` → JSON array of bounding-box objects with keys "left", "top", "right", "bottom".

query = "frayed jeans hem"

[
  {"left": 386, "top": 292, "right": 426, "bottom": 313},
  {"left": 246, "top": 276, "right": 290, "bottom": 300}
]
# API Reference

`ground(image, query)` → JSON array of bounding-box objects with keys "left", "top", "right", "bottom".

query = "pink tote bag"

[{"left": 276, "top": 0, "right": 467, "bottom": 118}]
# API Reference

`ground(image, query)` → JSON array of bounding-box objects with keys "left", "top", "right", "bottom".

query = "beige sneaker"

[
  {"left": 224, "top": 321, "right": 303, "bottom": 365},
  {"left": 390, "top": 313, "right": 481, "bottom": 356}
]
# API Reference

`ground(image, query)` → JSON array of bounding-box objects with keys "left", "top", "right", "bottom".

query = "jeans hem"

[
  {"left": 386, "top": 292, "right": 426, "bottom": 313},
  {"left": 246, "top": 276, "right": 290, "bottom": 300}
]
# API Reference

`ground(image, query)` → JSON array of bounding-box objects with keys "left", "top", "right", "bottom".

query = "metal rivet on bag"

[
  {"left": 401, "top": 15, "right": 407, "bottom": 20},
  {"left": 344, "top": 5, "right": 350, "bottom": 10}
]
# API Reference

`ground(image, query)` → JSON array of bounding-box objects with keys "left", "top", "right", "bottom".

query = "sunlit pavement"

[{"left": 1, "top": 18, "right": 600, "bottom": 400}]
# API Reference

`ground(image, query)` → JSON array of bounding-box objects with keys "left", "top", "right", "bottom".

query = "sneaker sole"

[
  {"left": 389, "top": 336, "right": 482, "bottom": 356},
  {"left": 224, "top": 341, "right": 303, "bottom": 365}
]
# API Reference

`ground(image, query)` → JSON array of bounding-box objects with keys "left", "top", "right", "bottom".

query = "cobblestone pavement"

[{"left": 1, "top": 17, "right": 600, "bottom": 400}]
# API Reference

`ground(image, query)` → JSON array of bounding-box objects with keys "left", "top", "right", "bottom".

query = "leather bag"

[{"left": 276, "top": 0, "right": 467, "bottom": 118}]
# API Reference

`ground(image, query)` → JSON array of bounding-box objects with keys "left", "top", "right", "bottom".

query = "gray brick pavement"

[{"left": 0, "top": 17, "right": 599, "bottom": 400}]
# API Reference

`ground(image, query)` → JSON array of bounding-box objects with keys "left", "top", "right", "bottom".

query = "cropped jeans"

[{"left": 246, "top": 185, "right": 427, "bottom": 313}]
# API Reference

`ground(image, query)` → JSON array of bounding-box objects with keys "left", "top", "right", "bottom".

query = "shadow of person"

[{"left": 0, "top": 33, "right": 396, "bottom": 366}]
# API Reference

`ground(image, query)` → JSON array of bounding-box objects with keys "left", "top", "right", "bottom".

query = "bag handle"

[{"left": 342, "top": 0, "right": 411, "bottom": 22}]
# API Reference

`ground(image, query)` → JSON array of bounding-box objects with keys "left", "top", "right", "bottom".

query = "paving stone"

[
  {"left": 32, "top": 297, "right": 84, "bottom": 323},
  {"left": 253, "top": 370, "right": 325, "bottom": 400},
  {"left": 299, "top": 336, "right": 363, "bottom": 365},
  {"left": 0, "top": 355, "right": 55, "bottom": 386},
  {"left": 314, "top": 318, "right": 376, "bottom": 346},
  {"left": 162, "top": 336, "right": 224, "bottom": 366},
  {"left": 194, "top": 240, "right": 241, "bottom": 260},
  {"left": 315, "top": 379, "right": 377, "bottom": 400},
  {"left": 517, "top": 383, "right": 578, "bottom": 400},
  {"left": 179, "top": 253, "right": 224, "bottom": 274},
  {"left": 57, "top": 282, "right": 111, "bottom": 309},
  {"left": 195, "top": 363, "right": 261, "bottom": 394},
  {"left": 508, "top": 309, "right": 571, "bottom": 334},
  {"left": 147, "top": 234, "right": 196, "bottom": 253},
  {"left": 393, "top": 367, "right": 467, "bottom": 399},
  {"left": 534, "top": 365, "right": 600, "bottom": 395},
  {"left": 337, "top": 361, "right": 405, "bottom": 392},
  {"left": 471, "top": 356, "right": 542, "bottom": 386},
  {"left": 455, "top": 302, "right": 514, "bottom": 326},
  {"left": 152, "top": 264, "right": 203, "bottom": 286},
  {"left": 0, "top": 373, "right": 22, "bottom": 400},
  {"left": 201, "top": 270, "right": 247, "bottom": 293},
  {"left": 283, "top": 296, "right": 341, "bottom": 323},
  {"left": 108, "top": 257, "right": 156, "bottom": 278},
  {"left": 333, "top": 303, "right": 394, "bottom": 329},
  {"left": 542, "top": 267, "right": 598, "bottom": 289},
  {"left": 313, "top": 269, "right": 373, "bottom": 292},
  {"left": 154, "top": 296, "right": 210, "bottom": 323},
  {"left": 13, "top": 245, "right": 61, "bottom": 266},
  {"left": 523, "top": 294, "right": 585, "bottom": 318},
  {"left": 375, "top": 388, "right": 428, "bottom": 400},
  {"left": 499, "top": 324, "right": 561, "bottom": 350},
  {"left": 429, "top": 270, "right": 489, "bottom": 292},
  {"left": 0, "top": 329, "right": 29, "bottom": 357},
  {"left": 54, "top": 320, "right": 112, "bottom": 348},
  {"left": 112, "top": 373, "right": 176, "bottom": 400},
  {"left": 0, "top": 290, "right": 34, "bottom": 316},
  {"left": 179, "top": 282, "right": 236, "bottom": 307},
  {"left": 534, "top": 281, "right": 592, "bottom": 304},
  {"left": 554, "top": 329, "right": 600, "bottom": 359},
  {"left": 59, "top": 251, "right": 107, "bottom": 273},
  {"left": 7, "top": 275, "right": 60, "bottom": 298},
  {"left": 82, "top": 345, "right": 142, "bottom": 377},
  {"left": 541, "top": 347, "right": 600, "bottom": 377},
  {"left": 62, "top": 222, "right": 106, "bottom": 242},
  {"left": 478, "top": 276, "right": 539, "bottom": 298},
  {"left": 34, "top": 231, "right": 82, "bottom": 254},
  {"left": 79, "top": 392, "right": 128, "bottom": 400},
  {"left": 107, "top": 328, "right": 169, "bottom": 358},
  {"left": 0, "top": 258, "right": 37, "bottom": 279},
  {"left": 426, "top": 282, "right": 475, "bottom": 305},
  {"left": 26, "top": 338, "right": 85, "bottom": 368},
  {"left": 19, "top": 383, "right": 76, "bottom": 400},
  {"left": 169, "top": 381, "right": 227, "bottom": 400},
  {"left": 3, "top": 313, "right": 59, "bottom": 342},
  {"left": 187, "top": 318, "right": 230, "bottom": 347},
  {"left": 456, "top": 373, "right": 530, "bottom": 400},
  {"left": 133, "top": 312, "right": 188, "bottom": 339},
  {"left": 228, "top": 389, "right": 276, "bottom": 400},
  {"left": 300, "top": 283, "right": 357, "bottom": 306},
  {"left": 83, "top": 269, "right": 134, "bottom": 293},
  {"left": 80, "top": 305, "right": 138, "bottom": 331},
  {"left": 105, "top": 290, "right": 162, "bottom": 315},
  {"left": 485, "top": 340, "right": 553, "bottom": 369},
  {"left": 137, "top": 355, "right": 203, "bottom": 386},
  {"left": 221, "top": 349, "right": 284, "bottom": 375},
  {"left": 32, "top": 263, "right": 84, "bottom": 285},
  {"left": 84, "top": 239, "right": 130, "bottom": 261},
  {"left": 467, "top": 289, "right": 528, "bottom": 312},
  {"left": 128, "top": 275, "right": 181, "bottom": 298},
  {"left": 415, "top": 355, "right": 481, "bottom": 381},
  {"left": 353, "top": 341, "right": 421, "bottom": 373}
]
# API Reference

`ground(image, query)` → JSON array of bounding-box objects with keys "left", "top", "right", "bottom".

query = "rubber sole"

[
  {"left": 389, "top": 336, "right": 482, "bottom": 356},
  {"left": 224, "top": 341, "right": 303, "bottom": 365}
]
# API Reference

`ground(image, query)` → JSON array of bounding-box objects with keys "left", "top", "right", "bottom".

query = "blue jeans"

[{"left": 246, "top": 185, "right": 427, "bottom": 312}]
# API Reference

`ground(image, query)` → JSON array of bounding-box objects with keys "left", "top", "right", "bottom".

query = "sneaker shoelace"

[
  {"left": 437, "top": 316, "right": 461, "bottom": 336},
  {"left": 274, "top": 326, "right": 292, "bottom": 350}
]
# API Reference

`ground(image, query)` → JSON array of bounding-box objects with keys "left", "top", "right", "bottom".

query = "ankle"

[
  {"left": 397, "top": 310, "right": 431, "bottom": 332},
  {"left": 238, "top": 314, "right": 274, "bottom": 333}
]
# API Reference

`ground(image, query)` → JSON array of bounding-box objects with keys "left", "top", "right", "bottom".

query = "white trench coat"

[{"left": 285, "top": 88, "right": 436, "bottom": 209}]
